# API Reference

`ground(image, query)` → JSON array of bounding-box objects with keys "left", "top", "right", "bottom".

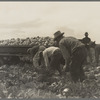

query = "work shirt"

[
  {"left": 59, "top": 36, "right": 85, "bottom": 66},
  {"left": 82, "top": 37, "right": 91, "bottom": 44},
  {"left": 82, "top": 37, "right": 91, "bottom": 49},
  {"left": 43, "top": 47, "right": 60, "bottom": 68},
  {"left": 29, "top": 45, "right": 39, "bottom": 57},
  {"left": 33, "top": 46, "right": 46, "bottom": 68},
  {"left": 33, "top": 51, "right": 41, "bottom": 68}
]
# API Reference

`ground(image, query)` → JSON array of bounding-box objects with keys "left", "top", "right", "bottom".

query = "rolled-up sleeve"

[
  {"left": 43, "top": 51, "right": 49, "bottom": 68},
  {"left": 33, "top": 52, "right": 40, "bottom": 68},
  {"left": 59, "top": 42, "right": 70, "bottom": 66}
]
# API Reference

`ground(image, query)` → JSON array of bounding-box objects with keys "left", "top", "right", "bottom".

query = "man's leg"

[
  {"left": 95, "top": 50, "right": 99, "bottom": 66},
  {"left": 88, "top": 48, "right": 92, "bottom": 63},
  {"left": 79, "top": 48, "right": 87, "bottom": 82},
  {"left": 70, "top": 58, "right": 80, "bottom": 82},
  {"left": 70, "top": 47, "right": 87, "bottom": 82}
]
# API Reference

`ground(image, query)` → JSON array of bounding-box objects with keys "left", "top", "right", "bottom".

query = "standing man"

[
  {"left": 82, "top": 32, "right": 92, "bottom": 63},
  {"left": 53, "top": 31, "right": 87, "bottom": 82}
]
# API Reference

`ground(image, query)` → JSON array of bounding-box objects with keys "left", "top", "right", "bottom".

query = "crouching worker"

[
  {"left": 42, "top": 46, "right": 64, "bottom": 76},
  {"left": 27, "top": 45, "right": 40, "bottom": 58},
  {"left": 32, "top": 46, "right": 46, "bottom": 72},
  {"left": 53, "top": 31, "right": 87, "bottom": 83}
]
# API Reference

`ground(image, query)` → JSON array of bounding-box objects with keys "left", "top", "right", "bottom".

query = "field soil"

[{"left": 0, "top": 59, "right": 100, "bottom": 99}]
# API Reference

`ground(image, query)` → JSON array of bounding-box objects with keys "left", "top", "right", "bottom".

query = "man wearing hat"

[
  {"left": 82, "top": 32, "right": 91, "bottom": 48},
  {"left": 33, "top": 45, "right": 46, "bottom": 71},
  {"left": 27, "top": 45, "right": 46, "bottom": 71},
  {"left": 53, "top": 31, "right": 87, "bottom": 82},
  {"left": 27, "top": 45, "right": 40, "bottom": 58},
  {"left": 82, "top": 32, "right": 92, "bottom": 63}
]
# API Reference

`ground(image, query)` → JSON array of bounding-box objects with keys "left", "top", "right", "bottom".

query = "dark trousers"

[
  {"left": 49, "top": 49, "right": 64, "bottom": 75},
  {"left": 86, "top": 48, "right": 92, "bottom": 63},
  {"left": 70, "top": 46, "right": 87, "bottom": 82}
]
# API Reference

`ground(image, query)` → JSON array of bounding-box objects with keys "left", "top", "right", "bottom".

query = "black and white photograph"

[{"left": 0, "top": 1, "right": 100, "bottom": 98}]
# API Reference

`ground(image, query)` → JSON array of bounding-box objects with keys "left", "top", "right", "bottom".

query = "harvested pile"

[{"left": 0, "top": 37, "right": 54, "bottom": 47}]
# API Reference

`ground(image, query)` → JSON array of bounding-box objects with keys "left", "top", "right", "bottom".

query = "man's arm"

[
  {"left": 43, "top": 51, "right": 50, "bottom": 69},
  {"left": 89, "top": 38, "right": 91, "bottom": 44},
  {"left": 33, "top": 52, "right": 40, "bottom": 68}
]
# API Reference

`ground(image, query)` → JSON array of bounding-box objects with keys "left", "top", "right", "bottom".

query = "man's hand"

[
  {"left": 86, "top": 43, "right": 90, "bottom": 45},
  {"left": 63, "top": 65, "right": 70, "bottom": 72},
  {"left": 27, "top": 48, "right": 31, "bottom": 53},
  {"left": 45, "top": 65, "right": 50, "bottom": 71},
  {"left": 63, "top": 65, "right": 66, "bottom": 71}
]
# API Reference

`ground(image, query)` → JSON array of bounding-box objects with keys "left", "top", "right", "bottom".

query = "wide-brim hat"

[{"left": 53, "top": 31, "right": 64, "bottom": 41}]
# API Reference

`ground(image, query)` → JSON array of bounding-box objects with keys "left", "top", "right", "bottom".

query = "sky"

[{"left": 0, "top": 2, "right": 100, "bottom": 43}]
